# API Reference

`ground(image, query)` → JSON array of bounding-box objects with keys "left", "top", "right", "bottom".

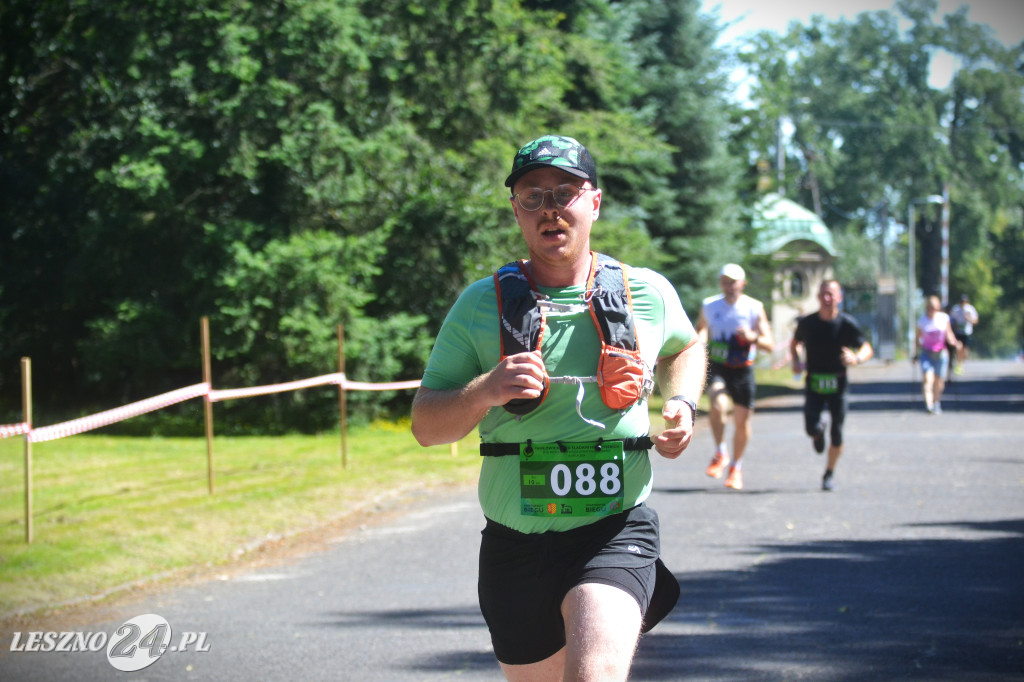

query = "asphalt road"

[{"left": 1, "top": 359, "right": 1022, "bottom": 681}]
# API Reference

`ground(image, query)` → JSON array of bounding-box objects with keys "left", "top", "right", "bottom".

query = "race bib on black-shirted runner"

[
  {"left": 519, "top": 441, "right": 625, "bottom": 517},
  {"left": 809, "top": 373, "right": 840, "bottom": 395}
]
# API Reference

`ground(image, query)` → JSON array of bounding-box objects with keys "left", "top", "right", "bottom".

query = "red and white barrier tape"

[
  {"left": 6, "top": 374, "right": 422, "bottom": 443},
  {"left": 28, "top": 383, "right": 211, "bottom": 443},
  {"left": 343, "top": 379, "right": 422, "bottom": 391},
  {"left": 0, "top": 422, "right": 30, "bottom": 440},
  {"left": 208, "top": 373, "right": 421, "bottom": 400},
  {"left": 208, "top": 373, "right": 344, "bottom": 402}
]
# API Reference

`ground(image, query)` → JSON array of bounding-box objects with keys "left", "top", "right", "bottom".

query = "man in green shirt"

[{"left": 412, "top": 135, "right": 706, "bottom": 681}]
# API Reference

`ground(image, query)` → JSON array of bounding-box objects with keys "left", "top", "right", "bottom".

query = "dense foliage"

[{"left": 2, "top": 0, "right": 1021, "bottom": 431}]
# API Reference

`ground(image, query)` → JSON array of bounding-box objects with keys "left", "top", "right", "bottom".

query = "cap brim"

[{"left": 505, "top": 163, "right": 590, "bottom": 188}]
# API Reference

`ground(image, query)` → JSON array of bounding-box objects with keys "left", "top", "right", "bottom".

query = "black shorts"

[
  {"left": 707, "top": 363, "right": 756, "bottom": 409},
  {"left": 954, "top": 331, "right": 971, "bottom": 348},
  {"left": 804, "top": 387, "right": 849, "bottom": 447},
  {"left": 477, "top": 504, "right": 678, "bottom": 665}
]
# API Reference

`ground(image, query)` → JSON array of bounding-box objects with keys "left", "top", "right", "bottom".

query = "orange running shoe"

[
  {"left": 706, "top": 451, "right": 729, "bottom": 478},
  {"left": 725, "top": 466, "right": 743, "bottom": 490}
]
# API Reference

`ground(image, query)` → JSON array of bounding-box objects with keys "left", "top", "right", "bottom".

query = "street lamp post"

[
  {"left": 940, "top": 184, "right": 951, "bottom": 308},
  {"left": 907, "top": 195, "right": 945, "bottom": 359}
]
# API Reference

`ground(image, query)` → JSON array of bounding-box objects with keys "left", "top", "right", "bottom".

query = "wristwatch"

[{"left": 668, "top": 395, "right": 698, "bottom": 425}]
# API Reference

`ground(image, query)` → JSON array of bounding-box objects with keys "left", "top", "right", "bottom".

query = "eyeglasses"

[{"left": 512, "top": 184, "right": 592, "bottom": 211}]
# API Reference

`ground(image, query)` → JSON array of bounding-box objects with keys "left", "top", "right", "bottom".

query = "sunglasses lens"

[{"left": 515, "top": 185, "right": 584, "bottom": 211}]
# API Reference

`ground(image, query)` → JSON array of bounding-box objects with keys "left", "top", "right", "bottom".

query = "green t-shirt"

[{"left": 421, "top": 263, "right": 696, "bottom": 533}]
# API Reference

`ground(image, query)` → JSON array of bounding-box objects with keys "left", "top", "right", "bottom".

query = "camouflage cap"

[{"left": 504, "top": 135, "right": 598, "bottom": 190}]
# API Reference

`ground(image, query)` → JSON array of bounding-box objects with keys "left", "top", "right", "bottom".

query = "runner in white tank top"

[{"left": 695, "top": 264, "right": 774, "bottom": 490}]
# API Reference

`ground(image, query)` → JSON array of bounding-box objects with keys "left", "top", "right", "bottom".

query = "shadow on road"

[
  {"left": 306, "top": 519, "right": 1024, "bottom": 680},
  {"left": 757, "top": 373, "right": 1024, "bottom": 414},
  {"left": 631, "top": 519, "right": 1024, "bottom": 680},
  {"left": 850, "top": 377, "right": 1024, "bottom": 413},
  {"left": 318, "top": 606, "right": 484, "bottom": 631},
  {"left": 314, "top": 606, "right": 501, "bottom": 677},
  {"left": 655, "top": 486, "right": 822, "bottom": 497}
]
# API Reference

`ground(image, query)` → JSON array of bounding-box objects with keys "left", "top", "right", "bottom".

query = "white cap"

[{"left": 720, "top": 263, "right": 745, "bottom": 281}]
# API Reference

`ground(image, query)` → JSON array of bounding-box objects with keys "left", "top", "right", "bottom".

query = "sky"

[
  {"left": 701, "top": 0, "right": 1024, "bottom": 48},
  {"left": 700, "top": 0, "right": 1024, "bottom": 96}
]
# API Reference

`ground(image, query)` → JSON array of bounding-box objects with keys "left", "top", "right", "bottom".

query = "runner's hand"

[
  {"left": 487, "top": 351, "right": 547, "bottom": 407},
  {"left": 655, "top": 399, "right": 694, "bottom": 459}
]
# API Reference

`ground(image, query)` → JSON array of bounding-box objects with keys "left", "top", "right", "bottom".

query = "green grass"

[
  {"left": 753, "top": 366, "right": 805, "bottom": 399},
  {"left": 0, "top": 422, "right": 481, "bottom": 620},
  {"left": 0, "top": 371, "right": 794, "bottom": 621}
]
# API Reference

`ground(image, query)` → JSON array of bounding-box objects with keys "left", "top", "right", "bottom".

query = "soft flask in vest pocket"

[
  {"left": 596, "top": 346, "right": 647, "bottom": 410},
  {"left": 503, "top": 373, "right": 550, "bottom": 415}
]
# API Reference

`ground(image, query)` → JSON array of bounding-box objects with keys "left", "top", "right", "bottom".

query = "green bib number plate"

[
  {"left": 520, "top": 441, "right": 625, "bottom": 517},
  {"left": 810, "top": 373, "right": 840, "bottom": 395},
  {"left": 707, "top": 340, "right": 729, "bottom": 363}
]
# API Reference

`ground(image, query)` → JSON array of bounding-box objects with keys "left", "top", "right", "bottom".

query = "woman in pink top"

[{"left": 915, "top": 295, "right": 961, "bottom": 414}]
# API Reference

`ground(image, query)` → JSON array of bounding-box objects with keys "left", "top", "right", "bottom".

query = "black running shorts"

[
  {"left": 803, "top": 386, "right": 849, "bottom": 447},
  {"left": 707, "top": 363, "right": 757, "bottom": 408},
  {"left": 477, "top": 504, "right": 676, "bottom": 666}
]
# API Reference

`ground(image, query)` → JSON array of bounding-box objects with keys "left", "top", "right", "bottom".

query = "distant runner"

[
  {"left": 696, "top": 263, "right": 773, "bottom": 490},
  {"left": 790, "top": 280, "right": 873, "bottom": 491}
]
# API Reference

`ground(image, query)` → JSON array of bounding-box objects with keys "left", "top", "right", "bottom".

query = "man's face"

[
  {"left": 818, "top": 282, "right": 842, "bottom": 310},
  {"left": 511, "top": 166, "right": 600, "bottom": 271},
  {"left": 719, "top": 275, "right": 745, "bottom": 299}
]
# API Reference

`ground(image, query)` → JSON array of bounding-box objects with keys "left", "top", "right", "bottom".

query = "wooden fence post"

[
  {"left": 21, "top": 357, "right": 32, "bottom": 544},
  {"left": 201, "top": 316, "right": 215, "bottom": 494},
  {"left": 338, "top": 324, "right": 347, "bottom": 468}
]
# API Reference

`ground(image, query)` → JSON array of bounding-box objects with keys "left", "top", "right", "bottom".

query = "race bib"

[
  {"left": 707, "top": 338, "right": 754, "bottom": 367},
  {"left": 810, "top": 373, "right": 840, "bottom": 395},
  {"left": 519, "top": 441, "right": 625, "bottom": 517},
  {"left": 707, "top": 340, "right": 729, "bottom": 363}
]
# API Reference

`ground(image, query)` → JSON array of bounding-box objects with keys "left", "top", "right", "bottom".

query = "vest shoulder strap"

[
  {"left": 587, "top": 253, "right": 639, "bottom": 352},
  {"left": 494, "top": 260, "right": 545, "bottom": 358}
]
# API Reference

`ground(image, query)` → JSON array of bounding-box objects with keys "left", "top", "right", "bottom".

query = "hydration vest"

[{"left": 494, "top": 252, "right": 653, "bottom": 427}]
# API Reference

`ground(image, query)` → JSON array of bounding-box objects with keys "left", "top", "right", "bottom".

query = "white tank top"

[{"left": 702, "top": 294, "right": 763, "bottom": 367}]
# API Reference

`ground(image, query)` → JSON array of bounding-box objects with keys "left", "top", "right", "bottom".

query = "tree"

[
  {"left": 735, "top": 0, "right": 1024, "bottom": 355},
  {"left": 610, "top": 0, "right": 743, "bottom": 306},
  {"left": 0, "top": 0, "right": 403, "bottom": 423},
  {"left": 0, "top": 0, "right": 766, "bottom": 428}
]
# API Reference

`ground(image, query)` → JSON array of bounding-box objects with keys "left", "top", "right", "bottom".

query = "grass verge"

[{"left": 0, "top": 421, "right": 480, "bottom": 621}]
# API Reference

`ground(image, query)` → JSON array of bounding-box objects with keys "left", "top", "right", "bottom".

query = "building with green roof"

[{"left": 751, "top": 193, "right": 836, "bottom": 364}]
